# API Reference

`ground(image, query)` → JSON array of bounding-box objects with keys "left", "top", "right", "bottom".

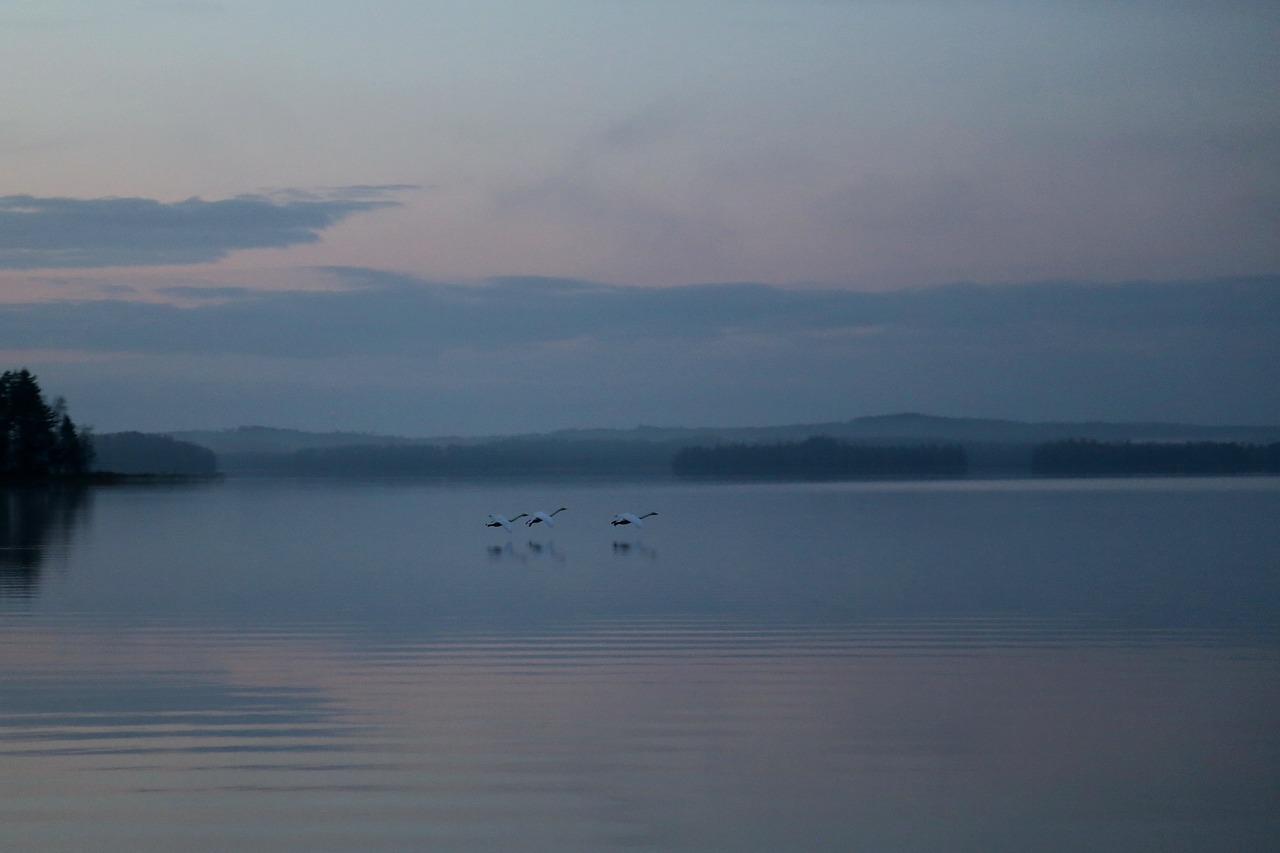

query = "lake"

[{"left": 2, "top": 476, "right": 1278, "bottom": 852}]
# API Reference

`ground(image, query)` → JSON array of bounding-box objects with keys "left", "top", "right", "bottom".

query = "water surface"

[{"left": 2, "top": 477, "right": 1278, "bottom": 851}]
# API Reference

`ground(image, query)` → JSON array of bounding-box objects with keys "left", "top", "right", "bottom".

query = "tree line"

[
  {"left": 672, "top": 436, "right": 969, "bottom": 479},
  {"left": 229, "top": 437, "right": 681, "bottom": 478},
  {"left": 1031, "top": 438, "right": 1280, "bottom": 476},
  {"left": 91, "top": 432, "right": 217, "bottom": 476},
  {"left": 223, "top": 434, "right": 972, "bottom": 479},
  {"left": 221, "top": 435, "right": 1280, "bottom": 480},
  {"left": 8, "top": 372, "right": 1273, "bottom": 482},
  {"left": 0, "top": 369, "right": 94, "bottom": 479}
]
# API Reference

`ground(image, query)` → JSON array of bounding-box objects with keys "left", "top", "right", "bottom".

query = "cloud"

[
  {"left": 0, "top": 191, "right": 403, "bottom": 269},
  {"left": 5, "top": 272, "right": 1277, "bottom": 433},
  {"left": 3, "top": 271, "right": 1276, "bottom": 358}
]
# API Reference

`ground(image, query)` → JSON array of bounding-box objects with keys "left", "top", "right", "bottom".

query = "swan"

[
  {"left": 526, "top": 507, "right": 567, "bottom": 527},
  {"left": 486, "top": 513, "right": 528, "bottom": 534},
  {"left": 611, "top": 512, "right": 658, "bottom": 528}
]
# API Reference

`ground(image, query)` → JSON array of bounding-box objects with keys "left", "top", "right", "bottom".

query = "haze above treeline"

[{"left": 89, "top": 413, "right": 1280, "bottom": 479}]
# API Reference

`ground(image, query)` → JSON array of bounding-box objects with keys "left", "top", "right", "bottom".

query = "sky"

[{"left": 1, "top": 0, "right": 1278, "bottom": 435}]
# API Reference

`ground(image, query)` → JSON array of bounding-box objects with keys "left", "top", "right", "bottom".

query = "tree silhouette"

[
  {"left": 673, "top": 436, "right": 968, "bottom": 479},
  {"left": 1031, "top": 438, "right": 1280, "bottom": 476},
  {"left": 0, "top": 369, "right": 94, "bottom": 479}
]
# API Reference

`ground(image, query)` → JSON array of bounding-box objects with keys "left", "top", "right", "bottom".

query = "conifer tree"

[{"left": 0, "top": 369, "right": 93, "bottom": 478}]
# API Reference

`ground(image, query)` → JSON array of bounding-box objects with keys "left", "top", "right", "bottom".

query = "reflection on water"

[
  {"left": 610, "top": 539, "right": 658, "bottom": 560},
  {"left": 0, "top": 486, "right": 90, "bottom": 601},
  {"left": 0, "top": 477, "right": 1277, "bottom": 852},
  {"left": 2, "top": 617, "right": 1277, "bottom": 853},
  {"left": 486, "top": 537, "right": 658, "bottom": 564},
  {"left": 487, "top": 539, "right": 568, "bottom": 564}
]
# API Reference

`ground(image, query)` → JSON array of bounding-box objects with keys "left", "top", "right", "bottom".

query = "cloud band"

[{"left": 0, "top": 192, "right": 402, "bottom": 269}]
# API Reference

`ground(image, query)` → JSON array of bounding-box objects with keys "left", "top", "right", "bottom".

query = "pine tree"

[
  {"left": 0, "top": 369, "right": 92, "bottom": 478},
  {"left": 50, "top": 398, "right": 94, "bottom": 475}
]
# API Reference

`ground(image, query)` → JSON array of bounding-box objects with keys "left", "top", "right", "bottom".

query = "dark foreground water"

[{"left": 1, "top": 477, "right": 1278, "bottom": 852}]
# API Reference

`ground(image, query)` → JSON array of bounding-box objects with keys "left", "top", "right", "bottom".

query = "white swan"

[
  {"left": 486, "top": 513, "right": 528, "bottom": 534},
  {"left": 526, "top": 507, "right": 567, "bottom": 527},
  {"left": 611, "top": 512, "right": 658, "bottom": 528}
]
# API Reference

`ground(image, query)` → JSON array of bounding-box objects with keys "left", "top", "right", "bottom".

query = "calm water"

[{"left": 1, "top": 477, "right": 1278, "bottom": 852}]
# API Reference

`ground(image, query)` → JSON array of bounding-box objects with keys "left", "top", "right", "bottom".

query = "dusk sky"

[{"left": 2, "top": 1, "right": 1277, "bottom": 435}]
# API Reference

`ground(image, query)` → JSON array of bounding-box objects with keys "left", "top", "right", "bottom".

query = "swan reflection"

[
  {"left": 525, "top": 539, "right": 566, "bottom": 563},
  {"left": 484, "top": 539, "right": 566, "bottom": 563},
  {"left": 486, "top": 541, "right": 528, "bottom": 563},
  {"left": 611, "top": 540, "right": 658, "bottom": 561}
]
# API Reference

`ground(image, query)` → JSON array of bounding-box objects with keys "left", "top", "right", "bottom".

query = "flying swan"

[
  {"left": 486, "top": 513, "right": 528, "bottom": 534},
  {"left": 611, "top": 512, "right": 658, "bottom": 528},
  {"left": 527, "top": 507, "right": 568, "bottom": 527}
]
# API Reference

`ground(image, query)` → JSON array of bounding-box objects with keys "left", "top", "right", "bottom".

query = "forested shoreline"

[
  {"left": 91, "top": 432, "right": 218, "bottom": 476},
  {"left": 219, "top": 435, "right": 1280, "bottom": 480},
  {"left": 231, "top": 435, "right": 970, "bottom": 479},
  {"left": 1032, "top": 439, "right": 1280, "bottom": 476},
  {"left": 0, "top": 370, "right": 216, "bottom": 482},
  {"left": 672, "top": 436, "right": 968, "bottom": 479},
  {"left": 5, "top": 375, "right": 1279, "bottom": 482},
  {"left": 223, "top": 437, "right": 682, "bottom": 478}
]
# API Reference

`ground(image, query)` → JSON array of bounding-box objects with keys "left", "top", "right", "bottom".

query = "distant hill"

[
  {"left": 538, "top": 413, "right": 1280, "bottom": 445},
  {"left": 170, "top": 414, "right": 1280, "bottom": 455},
  {"left": 164, "top": 414, "right": 1280, "bottom": 478},
  {"left": 166, "top": 425, "right": 424, "bottom": 455},
  {"left": 94, "top": 432, "right": 218, "bottom": 476}
]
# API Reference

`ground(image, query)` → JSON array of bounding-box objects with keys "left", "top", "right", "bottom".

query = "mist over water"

[{"left": 2, "top": 477, "right": 1278, "bottom": 851}]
